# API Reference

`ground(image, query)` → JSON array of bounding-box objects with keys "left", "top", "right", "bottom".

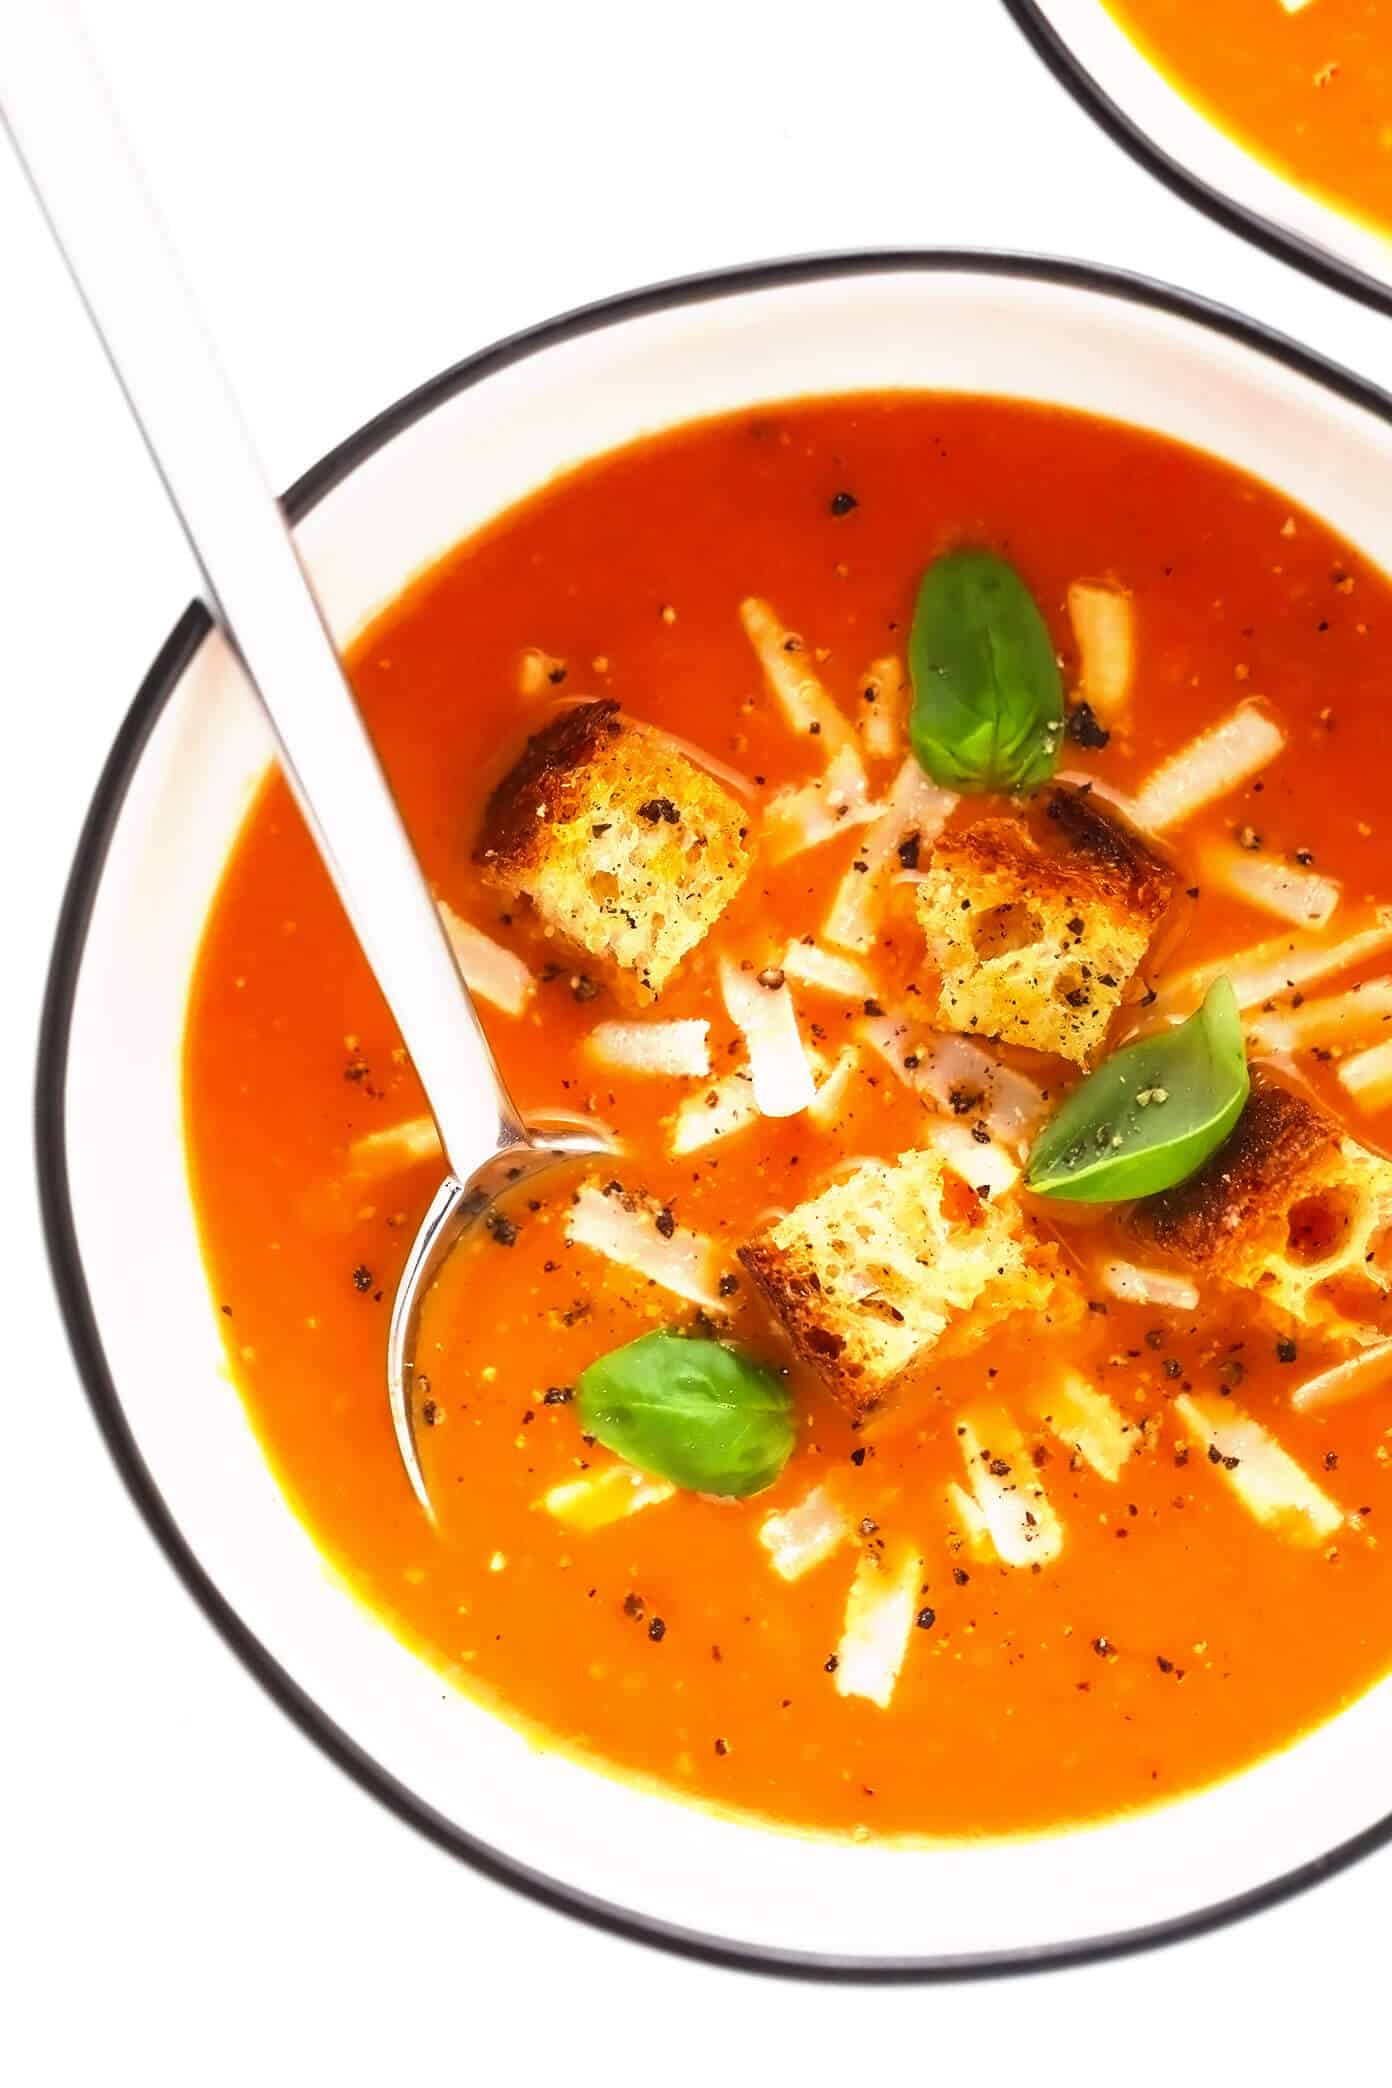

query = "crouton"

[
  {"left": 1130, "top": 1074, "right": 1392, "bottom": 1343},
  {"left": 475, "top": 700, "right": 751, "bottom": 1001},
  {"left": 738, "top": 1146, "right": 1078, "bottom": 1415},
  {"left": 916, "top": 785, "right": 1175, "bottom": 1064}
]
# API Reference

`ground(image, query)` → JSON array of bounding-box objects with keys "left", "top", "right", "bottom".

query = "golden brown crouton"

[
  {"left": 917, "top": 785, "right": 1174, "bottom": 1065},
  {"left": 739, "top": 1146, "right": 1079, "bottom": 1415},
  {"left": 476, "top": 701, "right": 751, "bottom": 1002},
  {"left": 1130, "top": 1074, "right": 1392, "bottom": 1343}
]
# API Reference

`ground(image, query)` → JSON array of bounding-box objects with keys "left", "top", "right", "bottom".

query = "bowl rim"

[
  {"left": 35, "top": 246, "right": 1392, "bottom": 1984},
  {"left": 1001, "top": 0, "right": 1392, "bottom": 321}
]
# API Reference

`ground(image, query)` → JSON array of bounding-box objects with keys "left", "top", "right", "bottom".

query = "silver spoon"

[{"left": 3, "top": 2, "right": 605, "bottom": 1516}]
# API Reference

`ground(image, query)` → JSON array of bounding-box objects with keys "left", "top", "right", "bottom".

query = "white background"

[{"left": 6, "top": 2, "right": 1390, "bottom": 2080}]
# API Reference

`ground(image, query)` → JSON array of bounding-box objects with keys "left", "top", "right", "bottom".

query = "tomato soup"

[
  {"left": 1105, "top": 0, "right": 1392, "bottom": 238},
  {"left": 185, "top": 394, "right": 1392, "bottom": 1842}
]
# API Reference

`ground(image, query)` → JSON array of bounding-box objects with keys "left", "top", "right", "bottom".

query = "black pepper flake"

[
  {"left": 623, "top": 1592, "right": 646, "bottom": 1619},
  {"left": 953, "top": 1567, "right": 970, "bottom": 1585},
  {"left": 916, "top": 1607, "right": 936, "bottom": 1631},
  {"left": 988, "top": 1457, "right": 1011, "bottom": 1478},
  {"left": 647, "top": 1616, "right": 666, "bottom": 1642},
  {"left": 543, "top": 1385, "right": 573, "bottom": 1405},
  {"left": 714, "top": 1736, "right": 729, "bottom": 1756},
  {"left": 570, "top": 973, "right": 600, "bottom": 1003},
  {"left": 1276, "top": 1337, "right": 1298, "bottom": 1364},
  {"left": 850, "top": 1446, "right": 867, "bottom": 1467},
  {"left": 718, "top": 1273, "right": 740, "bottom": 1297},
  {"left": 486, "top": 1211, "right": 518, "bottom": 1247},
  {"left": 1163, "top": 1357, "right": 1182, "bottom": 1381},
  {"left": 655, "top": 1208, "right": 676, "bottom": 1240},
  {"left": 971, "top": 1123, "right": 991, "bottom": 1145},
  {"left": 351, "top": 1264, "right": 373, "bottom": 1292},
  {"left": 1092, "top": 1636, "right": 1114, "bottom": 1658},
  {"left": 421, "top": 1398, "right": 440, "bottom": 1427},
  {"left": 824, "top": 1654, "right": 839, "bottom": 1673},
  {"left": 829, "top": 490, "right": 858, "bottom": 516},
  {"left": 897, "top": 831, "right": 921, "bottom": 870},
  {"left": 863, "top": 998, "right": 885, "bottom": 1018},
  {"left": 1156, "top": 1655, "right": 1174, "bottom": 1674},
  {"left": 1325, "top": 1451, "right": 1339, "bottom": 1471},
  {"left": 637, "top": 796, "right": 681, "bottom": 824},
  {"left": 859, "top": 1517, "right": 879, "bottom": 1536},
  {"left": 1065, "top": 701, "right": 1110, "bottom": 750}
]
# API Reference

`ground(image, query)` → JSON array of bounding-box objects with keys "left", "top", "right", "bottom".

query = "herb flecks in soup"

[
  {"left": 1105, "top": 0, "right": 1392, "bottom": 240},
  {"left": 185, "top": 395, "right": 1392, "bottom": 1841}
]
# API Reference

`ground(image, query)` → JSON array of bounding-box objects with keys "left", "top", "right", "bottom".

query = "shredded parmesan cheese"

[
  {"left": 585, "top": 1019, "right": 711, "bottom": 1079},
  {"left": 763, "top": 744, "right": 879, "bottom": 864},
  {"left": 565, "top": 1182, "right": 722, "bottom": 1306},
  {"left": 349, "top": 1115, "right": 440, "bottom": 1174},
  {"left": 957, "top": 1412, "right": 1064, "bottom": 1567},
  {"left": 824, "top": 758, "right": 956, "bottom": 952},
  {"left": 1249, "top": 976, "right": 1392, "bottom": 1055},
  {"left": 759, "top": 1486, "right": 851, "bottom": 1580},
  {"left": 438, "top": 902, "right": 535, "bottom": 1017},
  {"left": 1203, "top": 843, "right": 1340, "bottom": 929},
  {"left": 541, "top": 1462, "right": 675, "bottom": 1530},
  {"left": 1175, "top": 1392, "right": 1342, "bottom": 1544},
  {"left": 925, "top": 1118, "right": 1020, "bottom": 1200},
  {"left": 914, "top": 1034, "right": 1047, "bottom": 1146},
  {"left": 1337, "top": 1036, "right": 1392, "bottom": 1113},
  {"left": 1068, "top": 580, "right": 1134, "bottom": 721},
  {"left": 666, "top": 1069, "right": 761, "bottom": 1156},
  {"left": 833, "top": 1541, "right": 924, "bottom": 1709},
  {"left": 1291, "top": 1340, "right": 1392, "bottom": 1413},
  {"left": 1101, "top": 1260, "right": 1200, "bottom": 1312},
  {"left": 782, "top": 940, "right": 875, "bottom": 1000},
  {"left": 1132, "top": 704, "right": 1285, "bottom": 832},
  {"left": 1041, "top": 1372, "right": 1135, "bottom": 1483},
  {"left": 807, "top": 1044, "right": 861, "bottom": 1128},
  {"left": 739, "top": 596, "right": 858, "bottom": 758},
  {"left": 858, "top": 654, "right": 908, "bottom": 761},
  {"left": 1154, "top": 906, "right": 1392, "bottom": 1015},
  {"left": 719, "top": 957, "right": 817, "bottom": 1118},
  {"left": 944, "top": 1481, "right": 995, "bottom": 1561}
]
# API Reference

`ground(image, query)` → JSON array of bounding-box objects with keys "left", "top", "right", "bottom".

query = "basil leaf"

[
  {"left": 1025, "top": 978, "right": 1250, "bottom": 1203},
  {"left": 576, "top": 1329, "right": 795, "bottom": 1498},
  {"left": 908, "top": 548, "right": 1065, "bottom": 795}
]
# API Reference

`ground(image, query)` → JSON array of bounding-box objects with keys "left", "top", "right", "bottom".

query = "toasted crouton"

[
  {"left": 738, "top": 1146, "right": 1078, "bottom": 1415},
  {"left": 475, "top": 701, "right": 750, "bottom": 1001},
  {"left": 1130, "top": 1075, "right": 1392, "bottom": 1343},
  {"left": 916, "top": 785, "right": 1174, "bottom": 1064}
]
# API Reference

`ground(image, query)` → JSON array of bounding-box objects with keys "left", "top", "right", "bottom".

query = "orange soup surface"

[
  {"left": 186, "top": 394, "right": 1392, "bottom": 1841},
  {"left": 1106, "top": 0, "right": 1392, "bottom": 237}
]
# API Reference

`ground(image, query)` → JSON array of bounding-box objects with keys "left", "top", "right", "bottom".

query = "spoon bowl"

[{"left": 388, "top": 1122, "right": 610, "bottom": 1515}]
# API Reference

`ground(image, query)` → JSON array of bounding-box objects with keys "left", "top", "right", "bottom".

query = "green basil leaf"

[
  {"left": 576, "top": 1329, "right": 795, "bottom": 1498},
  {"left": 908, "top": 548, "right": 1065, "bottom": 795},
  {"left": 1025, "top": 978, "right": 1250, "bottom": 1203}
]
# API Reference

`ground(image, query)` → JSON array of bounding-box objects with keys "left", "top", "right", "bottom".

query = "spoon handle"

[{"left": 1, "top": 2, "right": 526, "bottom": 1175}]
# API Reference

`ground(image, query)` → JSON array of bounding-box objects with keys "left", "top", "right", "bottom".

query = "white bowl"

[
  {"left": 1006, "top": 1, "right": 1392, "bottom": 315},
  {"left": 38, "top": 253, "right": 1392, "bottom": 1977}
]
